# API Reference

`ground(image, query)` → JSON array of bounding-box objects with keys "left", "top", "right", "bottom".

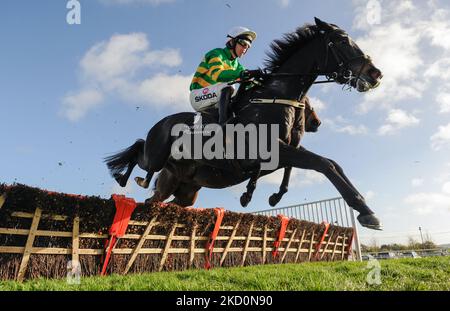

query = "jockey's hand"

[{"left": 240, "top": 69, "right": 266, "bottom": 81}]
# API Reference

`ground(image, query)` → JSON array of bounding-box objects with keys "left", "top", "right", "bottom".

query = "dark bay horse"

[
  {"left": 105, "top": 18, "right": 384, "bottom": 230},
  {"left": 148, "top": 95, "right": 321, "bottom": 208}
]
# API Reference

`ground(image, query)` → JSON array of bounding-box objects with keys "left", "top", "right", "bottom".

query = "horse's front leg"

[
  {"left": 278, "top": 143, "right": 382, "bottom": 230},
  {"left": 268, "top": 167, "right": 292, "bottom": 206},
  {"left": 240, "top": 164, "right": 261, "bottom": 207}
]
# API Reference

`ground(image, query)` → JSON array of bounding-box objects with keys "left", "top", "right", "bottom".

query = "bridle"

[
  {"left": 263, "top": 29, "right": 374, "bottom": 91},
  {"left": 231, "top": 28, "right": 379, "bottom": 110},
  {"left": 321, "top": 30, "right": 374, "bottom": 91}
]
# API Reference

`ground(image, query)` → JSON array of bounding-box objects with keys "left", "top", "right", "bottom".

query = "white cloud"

[
  {"left": 80, "top": 33, "right": 182, "bottom": 82},
  {"left": 132, "top": 73, "right": 191, "bottom": 110},
  {"left": 259, "top": 169, "right": 285, "bottom": 185},
  {"left": 424, "top": 58, "right": 450, "bottom": 81},
  {"left": 61, "top": 89, "right": 104, "bottom": 122},
  {"left": 365, "top": 190, "right": 375, "bottom": 201},
  {"left": 377, "top": 109, "right": 420, "bottom": 135},
  {"left": 277, "top": 0, "right": 290, "bottom": 8},
  {"left": 404, "top": 191, "right": 450, "bottom": 215},
  {"left": 260, "top": 168, "right": 326, "bottom": 188},
  {"left": 352, "top": 1, "right": 450, "bottom": 114},
  {"left": 336, "top": 125, "right": 368, "bottom": 135},
  {"left": 353, "top": 0, "right": 416, "bottom": 31},
  {"left": 442, "top": 182, "right": 450, "bottom": 195},
  {"left": 431, "top": 123, "right": 450, "bottom": 151},
  {"left": 111, "top": 181, "right": 135, "bottom": 196},
  {"left": 424, "top": 8, "right": 450, "bottom": 50},
  {"left": 308, "top": 96, "right": 326, "bottom": 112},
  {"left": 411, "top": 178, "right": 424, "bottom": 187},
  {"left": 436, "top": 92, "right": 450, "bottom": 113},
  {"left": 62, "top": 33, "right": 191, "bottom": 121},
  {"left": 434, "top": 162, "right": 450, "bottom": 184},
  {"left": 324, "top": 116, "right": 368, "bottom": 135},
  {"left": 355, "top": 21, "right": 424, "bottom": 113},
  {"left": 99, "top": 0, "right": 175, "bottom": 5},
  {"left": 81, "top": 33, "right": 150, "bottom": 81}
]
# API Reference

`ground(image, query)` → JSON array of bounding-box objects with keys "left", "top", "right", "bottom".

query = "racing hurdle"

[
  {"left": 0, "top": 183, "right": 355, "bottom": 281},
  {"left": 253, "top": 197, "right": 362, "bottom": 261}
]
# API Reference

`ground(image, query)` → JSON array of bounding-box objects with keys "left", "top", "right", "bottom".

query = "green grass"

[{"left": 1, "top": 257, "right": 449, "bottom": 291}]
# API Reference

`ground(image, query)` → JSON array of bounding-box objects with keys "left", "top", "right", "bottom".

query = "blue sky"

[{"left": 1, "top": 0, "right": 450, "bottom": 245}]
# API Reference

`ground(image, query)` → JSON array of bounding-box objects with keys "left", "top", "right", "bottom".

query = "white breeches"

[{"left": 189, "top": 83, "right": 237, "bottom": 111}]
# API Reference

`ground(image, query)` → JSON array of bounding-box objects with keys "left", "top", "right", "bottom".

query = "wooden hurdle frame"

[
  {"left": 0, "top": 187, "right": 354, "bottom": 281},
  {"left": 0, "top": 208, "right": 353, "bottom": 281}
]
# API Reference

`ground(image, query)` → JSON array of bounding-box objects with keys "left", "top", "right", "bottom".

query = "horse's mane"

[{"left": 264, "top": 24, "right": 321, "bottom": 72}]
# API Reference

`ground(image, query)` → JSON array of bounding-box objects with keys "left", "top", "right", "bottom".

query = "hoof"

[
  {"left": 135, "top": 176, "right": 149, "bottom": 189},
  {"left": 113, "top": 173, "right": 126, "bottom": 187},
  {"left": 240, "top": 193, "right": 251, "bottom": 207},
  {"left": 269, "top": 194, "right": 281, "bottom": 207},
  {"left": 357, "top": 214, "right": 383, "bottom": 231}
]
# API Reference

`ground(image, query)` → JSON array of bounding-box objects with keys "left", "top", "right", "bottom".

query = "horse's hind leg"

[
  {"left": 146, "top": 168, "right": 178, "bottom": 204},
  {"left": 269, "top": 167, "right": 292, "bottom": 207},
  {"left": 135, "top": 122, "right": 173, "bottom": 189},
  {"left": 135, "top": 172, "right": 154, "bottom": 189},
  {"left": 105, "top": 139, "right": 145, "bottom": 187},
  {"left": 326, "top": 158, "right": 364, "bottom": 199},
  {"left": 171, "top": 183, "right": 201, "bottom": 207},
  {"left": 240, "top": 165, "right": 261, "bottom": 207},
  {"left": 118, "top": 163, "right": 138, "bottom": 187},
  {"left": 278, "top": 143, "right": 382, "bottom": 230}
]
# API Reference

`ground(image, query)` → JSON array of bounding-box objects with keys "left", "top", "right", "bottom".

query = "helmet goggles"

[{"left": 236, "top": 38, "right": 252, "bottom": 48}]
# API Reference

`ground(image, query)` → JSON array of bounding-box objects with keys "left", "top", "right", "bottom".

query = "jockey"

[{"left": 189, "top": 26, "right": 265, "bottom": 124}]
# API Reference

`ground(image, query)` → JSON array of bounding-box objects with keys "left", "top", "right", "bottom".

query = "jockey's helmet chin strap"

[
  {"left": 227, "top": 38, "right": 239, "bottom": 60},
  {"left": 231, "top": 47, "right": 238, "bottom": 59}
]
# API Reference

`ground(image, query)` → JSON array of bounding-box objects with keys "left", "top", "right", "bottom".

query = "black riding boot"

[{"left": 218, "top": 86, "right": 232, "bottom": 125}]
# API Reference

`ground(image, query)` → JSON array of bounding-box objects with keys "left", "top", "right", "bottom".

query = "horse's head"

[
  {"left": 302, "top": 96, "right": 321, "bottom": 133},
  {"left": 305, "top": 106, "right": 321, "bottom": 132},
  {"left": 314, "top": 17, "right": 383, "bottom": 92}
]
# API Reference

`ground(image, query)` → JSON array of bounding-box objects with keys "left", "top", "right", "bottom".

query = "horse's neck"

[
  {"left": 271, "top": 39, "right": 323, "bottom": 99},
  {"left": 279, "top": 40, "right": 321, "bottom": 75}
]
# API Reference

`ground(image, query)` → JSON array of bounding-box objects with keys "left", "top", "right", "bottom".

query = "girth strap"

[{"left": 249, "top": 98, "right": 306, "bottom": 109}]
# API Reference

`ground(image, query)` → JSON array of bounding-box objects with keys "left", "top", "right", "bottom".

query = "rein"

[
  {"left": 263, "top": 30, "right": 371, "bottom": 87},
  {"left": 231, "top": 29, "right": 373, "bottom": 111}
]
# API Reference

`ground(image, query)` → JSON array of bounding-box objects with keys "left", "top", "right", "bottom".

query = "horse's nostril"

[{"left": 371, "top": 69, "right": 382, "bottom": 80}]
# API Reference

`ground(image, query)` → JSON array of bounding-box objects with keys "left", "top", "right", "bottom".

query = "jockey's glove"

[{"left": 240, "top": 69, "right": 267, "bottom": 81}]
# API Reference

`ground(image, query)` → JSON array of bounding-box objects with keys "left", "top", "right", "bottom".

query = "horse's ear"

[{"left": 314, "top": 17, "right": 332, "bottom": 32}]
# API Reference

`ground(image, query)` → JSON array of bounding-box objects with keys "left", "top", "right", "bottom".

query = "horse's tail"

[{"left": 104, "top": 139, "right": 145, "bottom": 178}]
